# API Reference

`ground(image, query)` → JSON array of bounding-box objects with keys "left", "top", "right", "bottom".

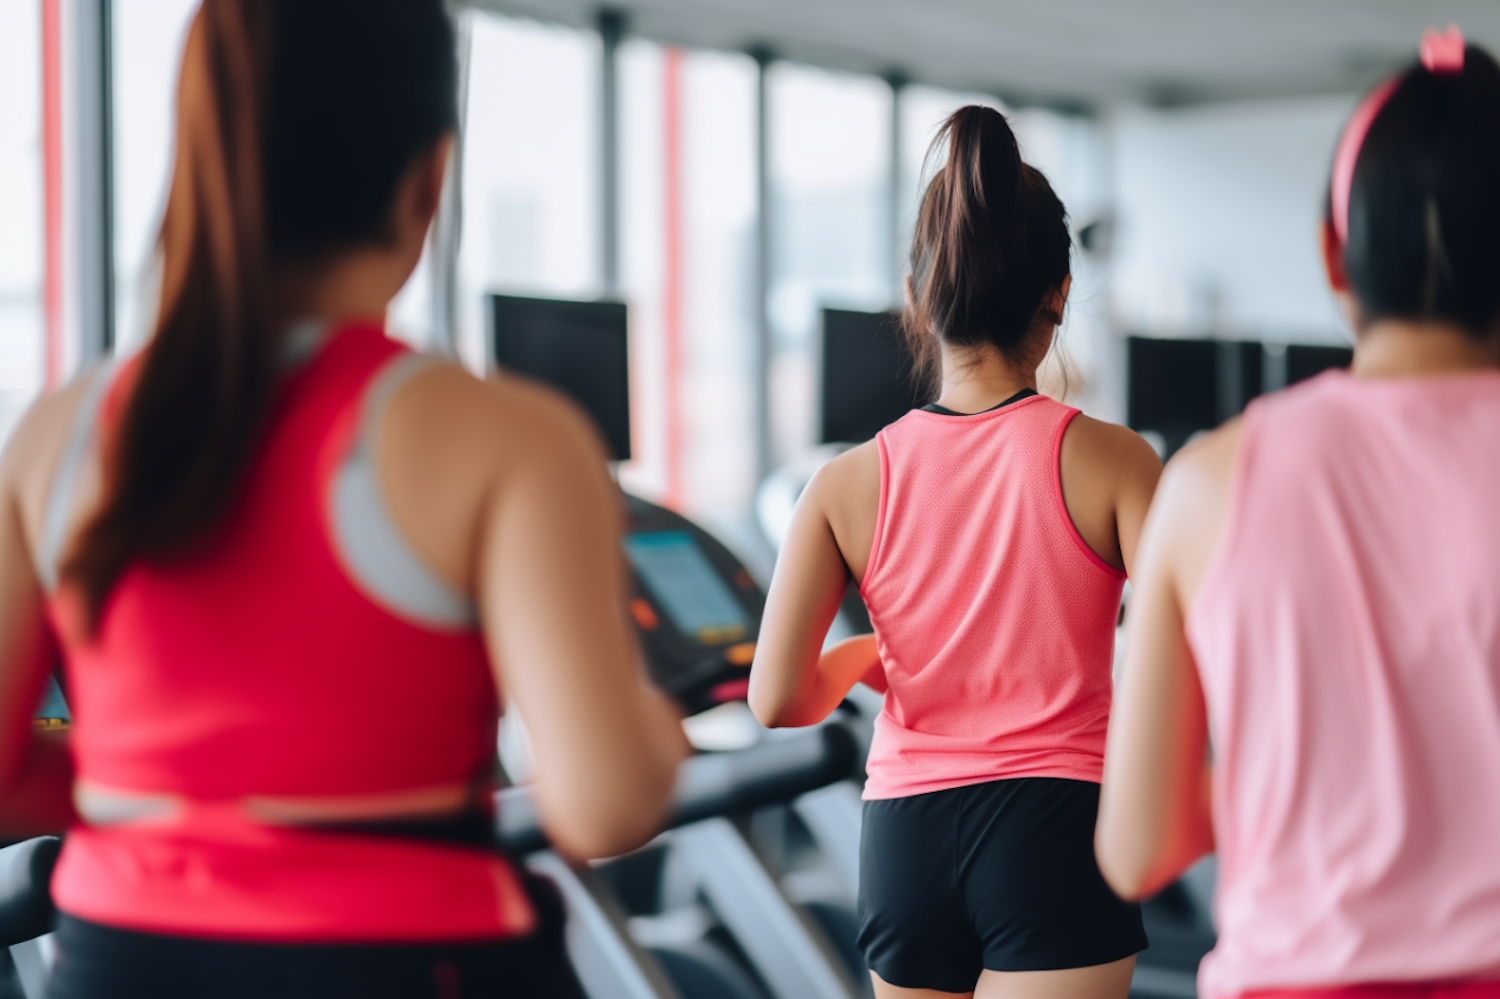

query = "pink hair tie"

[{"left": 1421, "top": 25, "right": 1465, "bottom": 73}]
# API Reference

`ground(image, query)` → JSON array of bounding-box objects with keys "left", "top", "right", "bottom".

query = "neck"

[
  {"left": 280, "top": 246, "right": 413, "bottom": 326},
  {"left": 1351, "top": 319, "right": 1499, "bottom": 379},
  {"left": 934, "top": 345, "right": 1037, "bottom": 414}
]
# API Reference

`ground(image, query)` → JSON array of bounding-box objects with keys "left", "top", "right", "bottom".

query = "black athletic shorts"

[
  {"left": 46, "top": 870, "right": 586, "bottom": 999},
  {"left": 858, "top": 777, "right": 1147, "bottom": 992}
]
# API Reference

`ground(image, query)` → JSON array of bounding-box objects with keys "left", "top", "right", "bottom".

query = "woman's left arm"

[{"left": 749, "top": 460, "right": 870, "bottom": 728}]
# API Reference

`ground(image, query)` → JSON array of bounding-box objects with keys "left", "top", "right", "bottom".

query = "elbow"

[
  {"left": 1095, "top": 845, "right": 1150, "bottom": 902},
  {"left": 1094, "top": 824, "right": 1156, "bottom": 902},
  {"left": 749, "top": 699, "right": 806, "bottom": 730},
  {"left": 747, "top": 679, "right": 792, "bottom": 729},
  {"left": 548, "top": 812, "right": 660, "bottom": 861},
  {"left": 748, "top": 671, "right": 822, "bottom": 728},
  {"left": 749, "top": 700, "right": 791, "bottom": 729},
  {"left": 539, "top": 755, "right": 680, "bottom": 861}
]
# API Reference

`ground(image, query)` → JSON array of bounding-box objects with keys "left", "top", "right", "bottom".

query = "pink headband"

[{"left": 1331, "top": 24, "right": 1466, "bottom": 244}]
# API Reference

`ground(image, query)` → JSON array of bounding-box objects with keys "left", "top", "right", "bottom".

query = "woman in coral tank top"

[
  {"left": 0, "top": 2, "right": 686, "bottom": 996},
  {"left": 750, "top": 106, "right": 1162, "bottom": 999},
  {"left": 1097, "top": 28, "right": 1500, "bottom": 999}
]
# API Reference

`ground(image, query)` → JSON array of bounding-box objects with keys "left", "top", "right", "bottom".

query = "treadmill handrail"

[
  {"left": 0, "top": 837, "right": 59, "bottom": 948},
  {"left": 496, "top": 721, "right": 859, "bottom": 856}
]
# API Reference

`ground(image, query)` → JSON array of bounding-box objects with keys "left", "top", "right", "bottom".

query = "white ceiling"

[{"left": 464, "top": 0, "right": 1500, "bottom": 107}]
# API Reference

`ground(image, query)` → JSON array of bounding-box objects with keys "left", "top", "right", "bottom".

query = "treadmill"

[{"left": 492, "top": 293, "right": 869, "bottom": 999}]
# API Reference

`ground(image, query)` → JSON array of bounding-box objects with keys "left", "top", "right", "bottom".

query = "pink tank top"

[
  {"left": 43, "top": 323, "right": 533, "bottom": 942},
  {"left": 1188, "top": 371, "right": 1500, "bottom": 998},
  {"left": 860, "top": 395, "right": 1125, "bottom": 800}
]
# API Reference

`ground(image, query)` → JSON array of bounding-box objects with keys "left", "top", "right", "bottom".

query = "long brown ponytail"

[
  {"left": 64, "top": 1, "right": 279, "bottom": 626},
  {"left": 63, "top": 0, "right": 458, "bottom": 627}
]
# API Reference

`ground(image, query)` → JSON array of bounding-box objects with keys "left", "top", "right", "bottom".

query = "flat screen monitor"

[
  {"left": 1287, "top": 344, "right": 1353, "bottom": 386},
  {"left": 624, "top": 531, "right": 750, "bottom": 645},
  {"left": 1127, "top": 336, "right": 1218, "bottom": 451},
  {"left": 821, "top": 308, "right": 922, "bottom": 444},
  {"left": 490, "top": 295, "right": 631, "bottom": 460}
]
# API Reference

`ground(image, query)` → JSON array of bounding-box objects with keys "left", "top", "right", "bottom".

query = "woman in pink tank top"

[
  {"left": 751, "top": 107, "right": 1162, "bottom": 999},
  {"left": 1097, "top": 28, "right": 1500, "bottom": 999},
  {"left": 0, "top": 3, "right": 685, "bottom": 996}
]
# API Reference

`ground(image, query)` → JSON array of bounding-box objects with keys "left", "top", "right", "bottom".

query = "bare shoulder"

[
  {"left": 1, "top": 377, "right": 98, "bottom": 530},
  {"left": 801, "top": 439, "right": 882, "bottom": 580},
  {"left": 1145, "top": 418, "right": 1244, "bottom": 600},
  {"left": 1156, "top": 418, "right": 1242, "bottom": 510},
  {"left": 1062, "top": 413, "right": 1163, "bottom": 482},
  {"left": 1062, "top": 411, "right": 1164, "bottom": 498},
  {"left": 806, "top": 439, "right": 880, "bottom": 507},
  {"left": 389, "top": 362, "right": 610, "bottom": 477}
]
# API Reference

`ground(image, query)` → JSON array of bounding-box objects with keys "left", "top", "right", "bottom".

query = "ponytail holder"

[{"left": 1421, "top": 24, "right": 1465, "bottom": 74}]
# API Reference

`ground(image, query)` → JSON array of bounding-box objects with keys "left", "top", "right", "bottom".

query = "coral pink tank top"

[
  {"left": 1188, "top": 371, "right": 1500, "bottom": 998},
  {"left": 859, "top": 395, "right": 1125, "bottom": 800},
  {"left": 44, "top": 323, "right": 533, "bottom": 942}
]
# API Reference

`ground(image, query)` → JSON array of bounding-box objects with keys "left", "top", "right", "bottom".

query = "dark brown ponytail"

[
  {"left": 63, "top": 0, "right": 457, "bottom": 628},
  {"left": 904, "top": 106, "right": 1072, "bottom": 393}
]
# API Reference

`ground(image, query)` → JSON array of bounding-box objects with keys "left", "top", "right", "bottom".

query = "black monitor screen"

[
  {"left": 490, "top": 295, "right": 631, "bottom": 460},
  {"left": 624, "top": 531, "right": 749, "bottom": 645},
  {"left": 1287, "top": 344, "right": 1353, "bottom": 386},
  {"left": 1127, "top": 336, "right": 1218, "bottom": 442},
  {"left": 821, "top": 308, "right": 922, "bottom": 444}
]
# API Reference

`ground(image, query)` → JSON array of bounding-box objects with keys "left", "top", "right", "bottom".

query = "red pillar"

[
  {"left": 42, "top": 0, "right": 65, "bottom": 389},
  {"left": 662, "top": 47, "right": 686, "bottom": 509}
]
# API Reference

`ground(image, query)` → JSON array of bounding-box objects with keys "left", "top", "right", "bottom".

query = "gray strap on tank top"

[
  {"left": 329, "top": 352, "right": 478, "bottom": 631},
  {"left": 36, "top": 364, "right": 116, "bottom": 592}
]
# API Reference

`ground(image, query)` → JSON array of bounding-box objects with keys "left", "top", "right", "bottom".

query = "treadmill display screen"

[
  {"left": 624, "top": 532, "right": 749, "bottom": 644},
  {"left": 35, "top": 674, "right": 69, "bottom": 724}
]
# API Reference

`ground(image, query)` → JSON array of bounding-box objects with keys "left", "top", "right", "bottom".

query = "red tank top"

[
  {"left": 45, "top": 323, "right": 534, "bottom": 942},
  {"left": 860, "top": 396, "right": 1125, "bottom": 800}
]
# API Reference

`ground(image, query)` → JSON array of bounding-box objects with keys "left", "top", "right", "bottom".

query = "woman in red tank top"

[
  {"left": 0, "top": 3, "right": 685, "bottom": 996},
  {"left": 750, "top": 107, "right": 1161, "bottom": 999}
]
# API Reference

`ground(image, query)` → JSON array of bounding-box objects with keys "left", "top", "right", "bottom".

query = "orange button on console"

[
  {"left": 630, "top": 598, "right": 660, "bottom": 631},
  {"left": 725, "top": 642, "right": 756, "bottom": 667}
]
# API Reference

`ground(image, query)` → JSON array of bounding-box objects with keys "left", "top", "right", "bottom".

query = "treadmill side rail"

[
  {"left": 673, "top": 817, "right": 859, "bottom": 999},
  {"left": 793, "top": 780, "right": 865, "bottom": 897},
  {"left": 526, "top": 851, "right": 683, "bottom": 999},
  {"left": 10, "top": 934, "right": 54, "bottom": 999}
]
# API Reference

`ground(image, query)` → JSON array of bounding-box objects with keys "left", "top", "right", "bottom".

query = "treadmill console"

[
  {"left": 34, "top": 675, "right": 69, "bottom": 730},
  {"left": 624, "top": 495, "right": 765, "bottom": 715}
]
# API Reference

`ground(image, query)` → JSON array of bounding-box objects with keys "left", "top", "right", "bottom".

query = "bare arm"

[
  {"left": 1059, "top": 416, "right": 1162, "bottom": 574},
  {"left": 1096, "top": 424, "right": 1240, "bottom": 899},
  {"left": 1111, "top": 427, "right": 1164, "bottom": 579},
  {"left": 748, "top": 466, "right": 854, "bottom": 728},
  {"left": 0, "top": 390, "right": 82, "bottom": 837},
  {"left": 750, "top": 440, "right": 883, "bottom": 727},
  {"left": 479, "top": 387, "right": 688, "bottom": 860}
]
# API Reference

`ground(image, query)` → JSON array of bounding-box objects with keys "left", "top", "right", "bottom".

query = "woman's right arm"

[
  {"left": 1096, "top": 427, "right": 1239, "bottom": 899},
  {"left": 479, "top": 388, "right": 688, "bottom": 861},
  {"left": 0, "top": 390, "right": 83, "bottom": 836}
]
